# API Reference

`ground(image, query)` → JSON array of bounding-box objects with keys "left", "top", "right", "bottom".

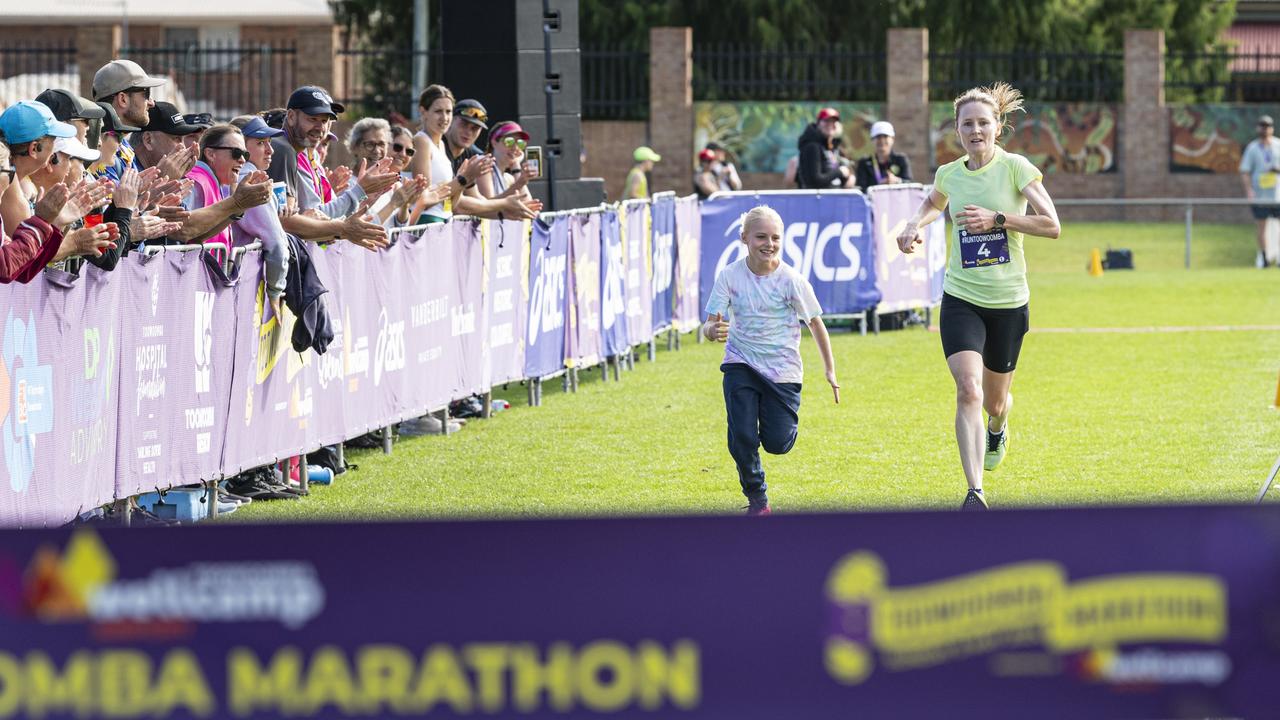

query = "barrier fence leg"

[
  {"left": 859, "top": 313, "right": 867, "bottom": 336},
  {"left": 483, "top": 389, "right": 493, "bottom": 419},
  {"left": 601, "top": 360, "right": 609, "bottom": 383},
  {"left": 114, "top": 498, "right": 131, "bottom": 527},
  {"left": 675, "top": 330, "right": 682, "bottom": 350},
  {"left": 562, "top": 373, "right": 570, "bottom": 393},
  {"left": 337, "top": 443, "right": 345, "bottom": 470},
  {"left": 873, "top": 311, "right": 880, "bottom": 335},
  {"left": 436, "top": 408, "right": 450, "bottom": 435},
  {"left": 527, "top": 380, "right": 536, "bottom": 407},
  {"left": 571, "top": 367, "right": 580, "bottom": 392},
  {"left": 1255, "top": 452, "right": 1280, "bottom": 504},
  {"left": 382, "top": 425, "right": 394, "bottom": 454},
  {"left": 667, "top": 329, "right": 675, "bottom": 351},
  {"left": 208, "top": 479, "right": 219, "bottom": 517},
  {"left": 648, "top": 339, "right": 656, "bottom": 362},
  {"left": 300, "top": 452, "right": 309, "bottom": 491},
  {"left": 1184, "top": 203, "right": 1193, "bottom": 269},
  {"left": 535, "top": 378, "right": 543, "bottom": 406},
  {"left": 613, "top": 355, "right": 622, "bottom": 381}
]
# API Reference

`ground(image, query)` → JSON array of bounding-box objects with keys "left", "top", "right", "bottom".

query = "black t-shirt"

[
  {"left": 854, "top": 152, "right": 912, "bottom": 191},
  {"left": 444, "top": 136, "right": 483, "bottom": 174}
]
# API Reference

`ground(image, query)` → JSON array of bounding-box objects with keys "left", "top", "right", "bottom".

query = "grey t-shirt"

[{"left": 1240, "top": 137, "right": 1280, "bottom": 201}]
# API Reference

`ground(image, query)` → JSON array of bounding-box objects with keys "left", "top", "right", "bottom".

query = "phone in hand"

[{"left": 524, "top": 146, "right": 544, "bottom": 180}]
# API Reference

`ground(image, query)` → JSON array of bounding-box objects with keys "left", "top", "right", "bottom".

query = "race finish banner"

[
  {"left": 868, "top": 184, "right": 946, "bottom": 312},
  {"left": 525, "top": 217, "right": 570, "bottom": 379},
  {"left": 700, "top": 190, "right": 881, "bottom": 316},
  {"left": 1, "top": 505, "right": 1276, "bottom": 718}
]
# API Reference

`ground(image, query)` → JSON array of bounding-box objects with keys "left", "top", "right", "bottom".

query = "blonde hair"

[
  {"left": 739, "top": 205, "right": 784, "bottom": 238},
  {"left": 953, "top": 82, "right": 1025, "bottom": 138}
]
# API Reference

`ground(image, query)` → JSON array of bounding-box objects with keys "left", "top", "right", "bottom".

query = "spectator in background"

[
  {"left": 705, "top": 141, "right": 742, "bottom": 192},
  {"left": 797, "top": 107, "right": 852, "bottom": 190},
  {"left": 389, "top": 125, "right": 415, "bottom": 178},
  {"left": 625, "top": 146, "right": 660, "bottom": 199},
  {"left": 347, "top": 117, "right": 390, "bottom": 166},
  {"left": 855, "top": 120, "right": 912, "bottom": 192},
  {"left": 188, "top": 124, "right": 272, "bottom": 255},
  {"left": 352, "top": 118, "right": 436, "bottom": 229},
  {"left": 88, "top": 101, "right": 140, "bottom": 178},
  {"left": 477, "top": 121, "right": 535, "bottom": 201},
  {"left": 410, "top": 85, "right": 461, "bottom": 223},
  {"left": 1239, "top": 114, "right": 1280, "bottom": 268},
  {"left": 133, "top": 103, "right": 204, "bottom": 174},
  {"left": 91, "top": 59, "right": 166, "bottom": 182},
  {"left": 317, "top": 130, "right": 337, "bottom": 167},
  {"left": 444, "top": 99, "right": 487, "bottom": 171},
  {"left": 229, "top": 114, "right": 290, "bottom": 314},
  {"left": 35, "top": 89, "right": 105, "bottom": 149},
  {"left": 693, "top": 148, "right": 718, "bottom": 200}
]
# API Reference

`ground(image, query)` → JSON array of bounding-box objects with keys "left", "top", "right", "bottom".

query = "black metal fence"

[
  {"left": 121, "top": 42, "right": 297, "bottom": 118},
  {"left": 0, "top": 42, "right": 78, "bottom": 105},
  {"left": 929, "top": 50, "right": 1125, "bottom": 102},
  {"left": 337, "top": 47, "right": 444, "bottom": 119},
  {"left": 1166, "top": 49, "right": 1280, "bottom": 102},
  {"left": 692, "top": 43, "right": 885, "bottom": 102},
  {"left": 582, "top": 44, "right": 649, "bottom": 120}
]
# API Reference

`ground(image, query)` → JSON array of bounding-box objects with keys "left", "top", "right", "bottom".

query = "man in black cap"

[
  {"left": 35, "top": 89, "right": 105, "bottom": 148},
  {"left": 266, "top": 85, "right": 394, "bottom": 248},
  {"left": 133, "top": 101, "right": 204, "bottom": 170},
  {"left": 444, "top": 98, "right": 487, "bottom": 171}
]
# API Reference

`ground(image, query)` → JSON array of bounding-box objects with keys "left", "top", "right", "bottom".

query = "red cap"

[
  {"left": 817, "top": 107, "right": 840, "bottom": 122},
  {"left": 698, "top": 148, "right": 716, "bottom": 162}
]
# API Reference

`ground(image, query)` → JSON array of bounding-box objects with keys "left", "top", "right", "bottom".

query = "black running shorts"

[{"left": 939, "top": 292, "right": 1030, "bottom": 373}]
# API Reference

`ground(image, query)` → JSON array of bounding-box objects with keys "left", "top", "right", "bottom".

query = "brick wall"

[
  {"left": 887, "top": 29, "right": 932, "bottom": 184},
  {"left": 582, "top": 120, "right": 648, "bottom": 202}
]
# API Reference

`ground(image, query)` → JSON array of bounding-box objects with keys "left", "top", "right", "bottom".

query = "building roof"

[{"left": 0, "top": 0, "right": 333, "bottom": 24}]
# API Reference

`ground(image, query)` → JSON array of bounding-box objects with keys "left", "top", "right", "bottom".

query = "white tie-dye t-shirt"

[{"left": 704, "top": 258, "right": 823, "bottom": 384}]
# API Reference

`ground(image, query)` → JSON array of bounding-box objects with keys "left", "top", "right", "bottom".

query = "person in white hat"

[{"left": 854, "top": 120, "right": 912, "bottom": 192}]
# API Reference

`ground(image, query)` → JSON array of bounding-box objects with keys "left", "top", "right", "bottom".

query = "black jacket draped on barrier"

[{"left": 285, "top": 234, "right": 334, "bottom": 354}]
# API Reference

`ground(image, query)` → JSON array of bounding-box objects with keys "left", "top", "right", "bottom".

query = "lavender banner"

[
  {"left": 621, "top": 200, "right": 653, "bottom": 348},
  {"left": 650, "top": 194, "right": 676, "bottom": 332},
  {"left": 2, "top": 506, "right": 1278, "bottom": 717},
  {"left": 673, "top": 196, "right": 702, "bottom": 332},
  {"left": 115, "top": 252, "right": 238, "bottom": 498},
  {"left": 525, "top": 218, "right": 570, "bottom": 379},
  {"left": 304, "top": 244, "right": 352, "bottom": 443},
  {"left": 568, "top": 213, "right": 603, "bottom": 367},
  {"left": 599, "top": 210, "right": 631, "bottom": 357},
  {"left": 486, "top": 219, "right": 529, "bottom": 387},
  {"left": 868, "top": 184, "right": 947, "bottom": 312},
  {"left": 449, "top": 220, "right": 487, "bottom": 400}
]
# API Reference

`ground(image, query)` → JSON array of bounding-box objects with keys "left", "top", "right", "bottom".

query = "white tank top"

[{"left": 418, "top": 130, "right": 452, "bottom": 219}]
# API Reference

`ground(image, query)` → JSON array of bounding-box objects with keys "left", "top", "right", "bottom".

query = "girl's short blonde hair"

[
  {"left": 739, "top": 205, "right": 784, "bottom": 238},
  {"left": 953, "top": 82, "right": 1025, "bottom": 138}
]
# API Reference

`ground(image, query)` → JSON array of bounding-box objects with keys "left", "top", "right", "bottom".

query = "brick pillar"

[
  {"left": 296, "top": 26, "right": 343, "bottom": 101},
  {"left": 887, "top": 28, "right": 930, "bottom": 183},
  {"left": 1122, "top": 29, "right": 1166, "bottom": 220},
  {"left": 648, "top": 27, "right": 693, "bottom": 195},
  {"left": 77, "top": 25, "right": 121, "bottom": 99}
]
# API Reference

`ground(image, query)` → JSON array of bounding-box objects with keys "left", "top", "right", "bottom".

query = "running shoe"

[
  {"left": 961, "top": 489, "right": 988, "bottom": 511},
  {"left": 984, "top": 427, "right": 1007, "bottom": 471}
]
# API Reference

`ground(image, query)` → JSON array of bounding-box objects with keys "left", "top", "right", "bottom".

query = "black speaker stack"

[{"left": 440, "top": 0, "right": 605, "bottom": 211}]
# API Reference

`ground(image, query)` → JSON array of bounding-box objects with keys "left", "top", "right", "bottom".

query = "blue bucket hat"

[
  {"left": 240, "top": 116, "right": 285, "bottom": 139},
  {"left": 0, "top": 100, "right": 77, "bottom": 145}
]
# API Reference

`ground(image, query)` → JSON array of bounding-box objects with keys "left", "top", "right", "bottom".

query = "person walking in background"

[
  {"left": 624, "top": 146, "right": 660, "bottom": 199},
  {"left": 1239, "top": 114, "right": 1280, "bottom": 268},
  {"left": 897, "top": 83, "right": 1060, "bottom": 511},
  {"left": 855, "top": 120, "right": 912, "bottom": 192},
  {"left": 797, "top": 107, "right": 853, "bottom": 190}
]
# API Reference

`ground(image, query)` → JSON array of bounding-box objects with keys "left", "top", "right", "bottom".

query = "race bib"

[
  {"left": 959, "top": 228, "right": 1011, "bottom": 269},
  {"left": 1261, "top": 172, "right": 1277, "bottom": 190}
]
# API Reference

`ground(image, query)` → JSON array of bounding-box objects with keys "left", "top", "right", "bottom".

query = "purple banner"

[
  {"left": 568, "top": 213, "right": 603, "bottom": 367},
  {"left": 525, "top": 218, "right": 569, "bottom": 379},
  {"left": 599, "top": 210, "right": 631, "bottom": 357},
  {"left": 869, "top": 184, "right": 947, "bottom": 312},
  {"left": 448, "top": 220, "right": 486, "bottom": 400},
  {"left": 650, "top": 194, "right": 676, "bottom": 332},
  {"left": 621, "top": 200, "right": 653, "bottom": 348},
  {"left": 485, "top": 219, "right": 529, "bottom": 387},
  {"left": 673, "top": 196, "right": 702, "bottom": 332},
  {"left": 2, "top": 506, "right": 1278, "bottom": 717}
]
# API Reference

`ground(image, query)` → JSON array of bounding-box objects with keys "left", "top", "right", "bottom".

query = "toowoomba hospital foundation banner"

[{"left": 1, "top": 504, "right": 1278, "bottom": 718}]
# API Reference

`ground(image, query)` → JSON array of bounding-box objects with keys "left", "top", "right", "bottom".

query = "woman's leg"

[{"left": 947, "top": 350, "right": 986, "bottom": 491}]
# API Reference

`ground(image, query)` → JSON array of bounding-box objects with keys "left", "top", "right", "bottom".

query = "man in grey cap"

[
  {"left": 34, "top": 89, "right": 105, "bottom": 148},
  {"left": 1240, "top": 114, "right": 1280, "bottom": 267},
  {"left": 91, "top": 59, "right": 166, "bottom": 182}
]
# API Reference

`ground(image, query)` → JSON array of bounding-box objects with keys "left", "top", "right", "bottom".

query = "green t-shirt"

[{"left": 934, "top": 146, "right": 1043, "bottom": 308}]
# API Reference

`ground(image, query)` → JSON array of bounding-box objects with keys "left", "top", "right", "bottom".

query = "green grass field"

[{"left": 227, "top": 221, "right": 1280, "bottom": 522}]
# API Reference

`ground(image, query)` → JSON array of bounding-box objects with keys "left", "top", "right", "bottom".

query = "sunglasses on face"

[
  {"left": 208, "top": 146, "right": 250, "bottom": 161},
  {"left": 126, "top": 87, "right": 152, "bottom": 99},
  {"left": 458, "top": 107, "right": 488, "bottom": 123},
  {"left": 185, "top": 113, "right": 212, "bottom": 126},
  {"left": 500, "top": 136, "right": 527, "bottom": 151},
  {"left": 392, "top": 143, "right": 415, "bottom": 156}
]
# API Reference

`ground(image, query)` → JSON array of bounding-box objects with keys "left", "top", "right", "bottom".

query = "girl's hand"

[
  {"left": 704, "top": 313, "right": 729, "bottom": 342},
  {"left": 826, "top": 370, "right": 840, "bottom": 404}
]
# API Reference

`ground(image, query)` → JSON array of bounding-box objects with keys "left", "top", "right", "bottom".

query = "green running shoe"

[
  {"left": 984, "top": 426, "right": 1007, "bottom": 471},
  {"left": 961, "top": 489, "right": 989, "bottom": 511}
]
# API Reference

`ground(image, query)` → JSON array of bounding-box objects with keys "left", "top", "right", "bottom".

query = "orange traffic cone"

[
  {"left": 1274, "top": 369, "right": 1280, "bottom": 408},
  {"left": 1088, "top": 248, "right": 1104, "bottom": 277}
]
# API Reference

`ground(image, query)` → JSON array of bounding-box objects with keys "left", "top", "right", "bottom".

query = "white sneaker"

[{"left": 1258, "top": 251, "right": 1267, "bottom": 269}]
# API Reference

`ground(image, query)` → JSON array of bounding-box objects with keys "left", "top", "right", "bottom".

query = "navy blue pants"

[{"left": 722, "top": 363, "right": 802, "bottom": 502}]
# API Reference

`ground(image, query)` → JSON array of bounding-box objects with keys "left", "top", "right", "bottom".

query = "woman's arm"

[
  {"left": 953, "top": 180, "right": 1060, "bottom": 239},
  {"left": 896, "top": 187, "right": 947, "bottom": 254}
]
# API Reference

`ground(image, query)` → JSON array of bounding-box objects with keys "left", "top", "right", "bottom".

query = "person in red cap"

[
  {"left": 796, "top": 107, "right": 853, "bottom": 190},
  {"left": 694, "top": 147, "right": 719, "bottom": 199},
  {"left": 478, "top": 120, "right": 535, "bottom": 202}
]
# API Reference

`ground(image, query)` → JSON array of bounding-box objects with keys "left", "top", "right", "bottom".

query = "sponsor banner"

[
  {"left": 115, "top": 252, "right": 237, "bottom": 498},
  {"left": 1, "top": 505, "right": 1276, "bottom": 717},
  {"left": 621, "top": 200, "right": 653, "bottom": 348},
  {"left": 868, "top": 184, "right": 947, "bottom": 312},
  {"left": 486, "top": 219, "right": 529, "bottom": 387},
  {"left": 448, "top": 220, "right": 486, "bottom": 400},
  {"left": 650, "top": 194, "right": 676, "bottom": 332},
  {"left": 525, "top": 218, "right": 570, "bottom": 379},
  {"left": 673, "top": 195, "right": 702, "bottom": 332},
  {"left": 700, "top": 191, "right": 881, "bottom": 316},
  {"left": 568, "top": 213, "right": 603, "bottom": 367},
  {"left": 599, "top": 210, "right": 631, "bottom": 357}
]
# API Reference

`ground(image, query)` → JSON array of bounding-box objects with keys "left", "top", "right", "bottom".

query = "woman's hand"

[
  {"left": 955, "top": 204, "right": 997, "bottom": 233},
  {"left": 896, "top": 222, "right": 922, "bottom": 254}
]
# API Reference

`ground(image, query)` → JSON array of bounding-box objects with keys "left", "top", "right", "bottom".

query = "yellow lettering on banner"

[
  {"left": 510, "top": 643, "right": 574, "bottom": 713},
  {"left": 462, "top": 644, "right": 509, "bottom": 713},
  {"left": 227, "top": 647, "right": 301, "bottom": 717},
  {"left": 298, "top": 646, "right": 358, "bottom": 716},
  {"left": 356, "top": 645, "right": 414, "bottom": 715},
  {"left": 1047, "top": 575, "right": 1226, "bottom": 651},
  {"left": 576, "top": 641, "right": 634, "bottom": 712},
  {"left": 24, "top": 651, "right": 91, "bottom": 718},
  {"left": 151, "top": 649, "right": 215, "bottom": 717},
  {"left": 635, "top": 640, "right": 700, "bottom": 710},
  {"left": 0, "top": 654, "right": 18, "bottom": 717},
  {"left": 408, "top": 645, "right": 472, "bottom": 713},
  {"left": 98, "top": 650, "right": 151, "bottom": 718}
]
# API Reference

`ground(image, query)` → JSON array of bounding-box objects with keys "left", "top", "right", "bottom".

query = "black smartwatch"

[
  {"left": 455, "top": 173, "right": 470, "bottom": 188},
  {"left": 994, "top": 212, "right": 1007, "bottom": 228}
]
